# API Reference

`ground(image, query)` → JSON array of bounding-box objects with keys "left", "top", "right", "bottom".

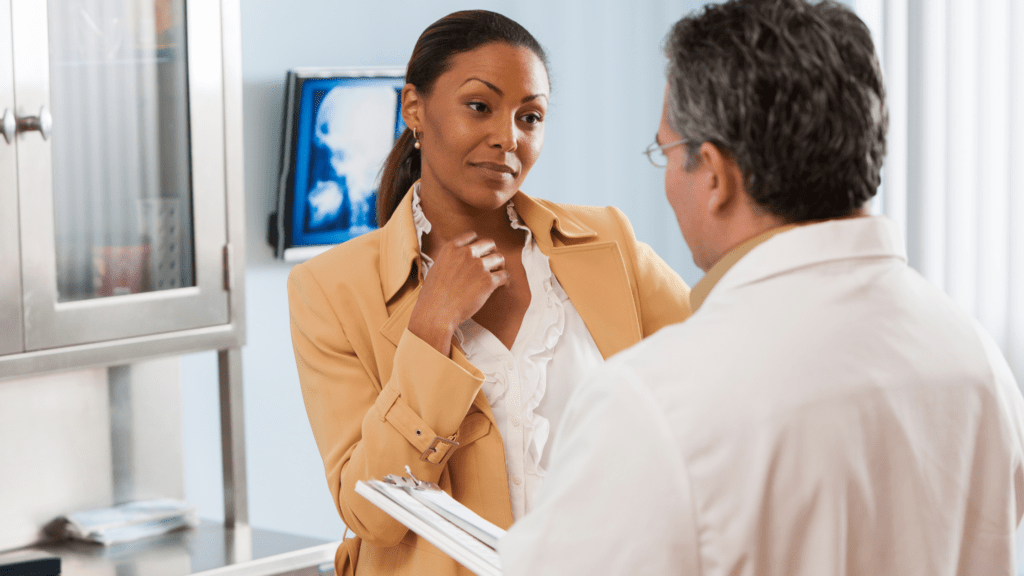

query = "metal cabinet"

[
  {"left": 0, "top": 0, "right": 20, "bottom": 358},
  {"left": 0, "top": 0, "right": 246, "bottom": 378}
]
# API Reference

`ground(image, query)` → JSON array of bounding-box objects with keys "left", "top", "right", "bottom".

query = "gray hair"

[{"left": 664, "top": 0, "right": 888, "bottom": 222}]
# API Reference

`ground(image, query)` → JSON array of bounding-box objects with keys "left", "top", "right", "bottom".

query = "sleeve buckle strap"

[{"left": 419, "top": 435, "right": 460, "bottom": 465}]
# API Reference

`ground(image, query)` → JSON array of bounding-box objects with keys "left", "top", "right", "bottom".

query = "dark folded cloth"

[{"left": 0, "top": 551, "right": 60, "bottom": 576}]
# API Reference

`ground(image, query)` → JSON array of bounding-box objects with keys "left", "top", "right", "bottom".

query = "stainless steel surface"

[
  {"left": 0, "top": 0, "right": 253, "bottom": 554},
  {"left": 108, "top": 359, "right": 186, "bottom": 504},
  {"left": 0, "top": 358, "right": 189, "bottom": 551},
  {"left": 0, "top": 368, "right": 114, "bottom": 551},
  {"left": 108, "top": 365, "right": 135, "bottom": 505},
  {"left": 13, "top": 0, "right": 229, "bottom": 351},
  {"left": 182, "top": 0, "right": 230, "bottom": 324},
  {"left": 1, "top": 0, "right": 246, "bottom": 368},
  {"left": 217, "top": 1, "right": 249, "bottom": 529},
  {"left": 24, "top": 521, "right": 338, "bottom": 576},
  {"left": 223, "top": 245, "right": 233, "bottom": 291},
  {"left": 220, "top": 0, "right": 247, "bottom": 342},
  {"left": 0, "top": 320, "right": 242, "bottom": 381},
  {"left": 1, "top": 108, "right": 13, "bottom": 143},
  {"left": 225, "top": 525, "right": 253, "bottom": 566},
  {"left": 14, "top": 105, "right": 49, "bottom": 140},
  {"left": 218, "top": 347, "right": 248, "bottom": 527},
  {"left": 10, "top": 0, "right": 55, "bottom": 351},
  {"left": 0, "top": 0, "right": 22, "bottom": 358}
]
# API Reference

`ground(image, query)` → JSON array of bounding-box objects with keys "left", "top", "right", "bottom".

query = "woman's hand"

[{"left": 408, "top": 231, "right": 509, "bottom": 356}]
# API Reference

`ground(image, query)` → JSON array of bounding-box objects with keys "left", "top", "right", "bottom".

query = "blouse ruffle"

[
  {"left": 502, "top": 200, "right": 565, "bottom": 477},
  {"left": 410, "top": 183, "right": 435, "bottom": 275},
  {"left": 410, "top": 190, "right": 568, "bottom": 479}
]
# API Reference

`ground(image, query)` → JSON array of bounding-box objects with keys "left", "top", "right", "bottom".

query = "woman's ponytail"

[{"left": 377, "top": 128, "right": 420, "bottom": 227}]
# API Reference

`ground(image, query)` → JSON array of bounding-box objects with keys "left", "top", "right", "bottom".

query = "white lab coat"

[{"left": 499, "top": 216, "right": 1024, "bottom": 576}]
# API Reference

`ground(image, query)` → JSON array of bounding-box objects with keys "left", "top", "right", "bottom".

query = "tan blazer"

[{"left": 288, "top": 189, "right": 691, "bottom": 576}]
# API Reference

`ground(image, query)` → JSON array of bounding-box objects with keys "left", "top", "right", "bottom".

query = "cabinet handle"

[
  {"left": 16, "top": 106, "right": 52, "bottom": 140},
  {"left": 1, "top": 109, "right": 13, "bottom": 144}
]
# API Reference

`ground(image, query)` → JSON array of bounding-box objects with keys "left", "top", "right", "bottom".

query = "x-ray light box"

[{"left": 270, "top": 68, "right": 406, "bottom": 261}]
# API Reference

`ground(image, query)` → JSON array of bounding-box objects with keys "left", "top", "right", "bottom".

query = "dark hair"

[
  {"left": 377, "top": 10, "right": 549, "bottom": 227},
  {"left": 665, "top": 0, "right": 887, "bottom": 222}
]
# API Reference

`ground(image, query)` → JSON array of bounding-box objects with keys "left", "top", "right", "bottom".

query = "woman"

[{"left": 288, "top": 10, "right": 691, "bottom": 576}]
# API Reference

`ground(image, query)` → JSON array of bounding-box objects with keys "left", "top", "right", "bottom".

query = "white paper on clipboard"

[{"left": 355, "top": 472, "right": 505, "bottom": 576}]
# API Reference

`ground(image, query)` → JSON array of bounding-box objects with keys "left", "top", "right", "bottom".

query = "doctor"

[{"left": 499, "top": 0, "right": 1024, "bottom": 574}]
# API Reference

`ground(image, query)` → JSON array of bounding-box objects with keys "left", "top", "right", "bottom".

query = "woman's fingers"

[
  {"left": 480, "top": 252, "right": 505, "bottom": 271},
  {"left": 453, "top": 231, "right": 479, "bottom": 247},
  {"left": 409, "top": 230, "right": 514, "bottom": 352},
  {"left": 493, "top": 269, "right": 511, "bottom": 287},
  {"left": 469, "top": 239, "right": 497, "bottom": 258}
]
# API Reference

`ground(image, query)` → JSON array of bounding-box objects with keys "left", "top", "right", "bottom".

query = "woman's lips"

[{"left": 471, "top": 161, "right": 516, "bottom": 177}]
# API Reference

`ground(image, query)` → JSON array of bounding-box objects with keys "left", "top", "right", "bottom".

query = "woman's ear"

[{"left": 401, "top": 83, "right": 422, "bottom": 132}]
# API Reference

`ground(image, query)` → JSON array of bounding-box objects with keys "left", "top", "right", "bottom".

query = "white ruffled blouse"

[{"left": 411, "top": 185, "right": 605, "bottom": 519}]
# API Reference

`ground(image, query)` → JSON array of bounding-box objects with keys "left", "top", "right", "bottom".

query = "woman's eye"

[
  {"left": 468, "top": 102, "right": 489, "bottom": 113},
  {"left": 521, "top": 113, "right": 543, "bottom": 125}
]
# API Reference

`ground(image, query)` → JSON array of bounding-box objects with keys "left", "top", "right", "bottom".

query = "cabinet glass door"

[
  {"left": 0, "top": 0, "right": 24, "bottom": 356},
  {"left": 12, "top": 0, "right": 230, "bottom": 351},
  {"left": 49, "top": 0, "right": 195, "bottom": 302}
]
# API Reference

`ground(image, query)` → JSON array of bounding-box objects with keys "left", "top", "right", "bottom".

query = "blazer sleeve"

[
  {"left": 288, "top": 262, "right": 485, "bottom": 548},
  {"left": 610, "top": 207, "right": 693, "bottom": 336}
]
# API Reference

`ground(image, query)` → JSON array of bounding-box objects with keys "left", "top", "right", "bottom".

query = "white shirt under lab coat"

[{"left": 499, "top": 216, "right": 1024, "bottom": 576}]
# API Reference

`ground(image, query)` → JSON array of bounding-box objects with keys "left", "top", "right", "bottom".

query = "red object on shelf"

[{"left": 92, "top": 245, "right": 151, "bottom": 297}]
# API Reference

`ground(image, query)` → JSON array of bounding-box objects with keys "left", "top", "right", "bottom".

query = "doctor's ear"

[
  {"left": 401, "top": 84, "right": 423, "bottom": 131},
  {"left": 700, "top": 142, "right": 743, "bottom": 218}
]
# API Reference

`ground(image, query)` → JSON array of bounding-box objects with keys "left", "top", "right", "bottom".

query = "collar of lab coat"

[
  {"left": 701, "top": 216, "right": 907, "bottom": 307},
  {"left": 690, "top": 224, "right": 798, "bottom": 312}
]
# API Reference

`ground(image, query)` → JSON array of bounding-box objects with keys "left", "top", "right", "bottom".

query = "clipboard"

[{"left": 355, "top": 466, "right": 505, "bottom": 576}]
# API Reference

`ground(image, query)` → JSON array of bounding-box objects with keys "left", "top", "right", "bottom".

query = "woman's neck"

[{"left": 417, "top": 180, "right": 523, "bottom": 257}]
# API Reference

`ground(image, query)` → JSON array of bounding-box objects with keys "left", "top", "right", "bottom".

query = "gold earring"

[{"left": 413, "top": 129, "right": 421, "bottom": 150}]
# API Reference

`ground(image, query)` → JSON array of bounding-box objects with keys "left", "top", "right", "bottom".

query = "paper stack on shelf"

[
  {"left": 58, "top": 499, "right": 199, "bottom": 545},
  {"left": 356, "top": 468, "right": 506, "bottom": 576}
]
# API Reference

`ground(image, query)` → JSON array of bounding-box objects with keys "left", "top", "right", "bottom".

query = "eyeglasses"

[{"left": 643, "top": 138, "right": 686, "bottom": 168}]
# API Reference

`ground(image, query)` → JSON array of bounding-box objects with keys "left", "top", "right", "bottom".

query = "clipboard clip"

[{"left": 382, "top": 465, "right": 441, "bottom": 491}]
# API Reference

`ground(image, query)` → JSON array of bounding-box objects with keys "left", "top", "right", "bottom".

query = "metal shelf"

[{"left": 17, "top": 520, "right": 338, "bottom": 576}]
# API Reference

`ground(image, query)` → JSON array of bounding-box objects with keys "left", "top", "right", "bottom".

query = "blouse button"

[
  {"left": 513, "top": 476, "right": 522, "bottom": 486},
  {"left": 511, "top": 418, "right": 520, "bottom": 427}
]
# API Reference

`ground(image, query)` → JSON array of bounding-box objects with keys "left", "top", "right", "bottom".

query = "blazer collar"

[
  {"left": 511, "top": 191, "right": 598, "bottom": 248},
  {"left": 378, "top": 185, "right": 599, "bottom": 302},
  {"left": 379, "top": 187, "right": 421, "bottom": 303},
  {"left": 513, "top": 192, "right": 641, "bottom": 357}
]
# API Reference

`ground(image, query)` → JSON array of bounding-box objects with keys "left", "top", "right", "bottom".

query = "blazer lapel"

[
  {"left": 379, "top": 285, "right": 420, "bottom": 348},
  {"left": 514, "top": 193, "right": 643, "bottom": 359},
  {"left": 547, "top": 243, "right": 642, "bottom": 358},
  {"left": 378, "top": 188, "right": 421, "bottom": 305}
]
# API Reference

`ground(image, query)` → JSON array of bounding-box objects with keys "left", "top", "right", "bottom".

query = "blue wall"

[{"left": 181, "top": 0, "right": 707, "bottom": 540}]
